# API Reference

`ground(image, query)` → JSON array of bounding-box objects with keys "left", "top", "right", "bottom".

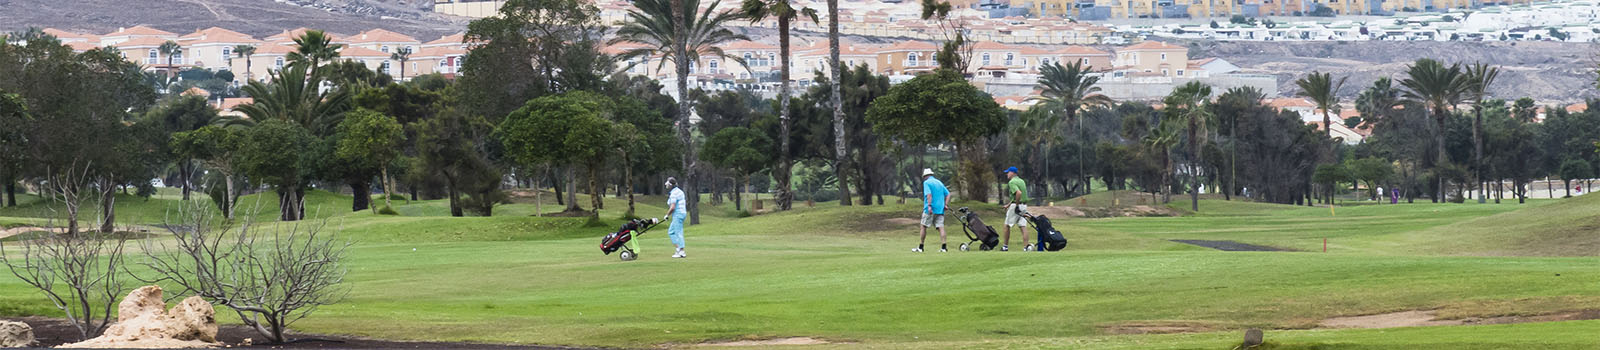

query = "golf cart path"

[{"left": 1, "top": 225, "right": 169, "bottom": 240}]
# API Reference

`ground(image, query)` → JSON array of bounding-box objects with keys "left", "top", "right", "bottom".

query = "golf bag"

[
  {"left": 1028, "top": 214, "right": 1067, "bottom": 252},
  {"left": 600, "top": 218, "right": 659, "bottom": 261},
  {"left": 955, "top": 207, "right": 1000, "bottom": 251}
]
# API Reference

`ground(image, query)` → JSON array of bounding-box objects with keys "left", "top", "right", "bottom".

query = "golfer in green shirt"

[{"left": 1002, "top": 166, "right": 1030, "bottom": 251}]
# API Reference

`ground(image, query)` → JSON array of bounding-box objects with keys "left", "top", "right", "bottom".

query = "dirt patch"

[
  {"left": 0, "top": 226, "right": 65, "bottom": 240},
  {"left": 1171, "top": 240, "right": 1290, "bottom": 252},
  {"left": 1099, "top": 321, "right": 1217, "bottom": 335},
  {"left": 11, "top": 317, "right": 593, "bottom": 349},
  {"left": 700, "top": 337, "right": 832, "bottom": 346},
  {"left": 1025, "top": 206, "right": 1086, "bottom": 218},
  {"left": 1319, "top": 310, "right": 1600, "bottom": 329}
]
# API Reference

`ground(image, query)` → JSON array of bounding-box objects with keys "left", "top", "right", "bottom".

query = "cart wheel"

[
  {"left": 619, "top": 250, "right": 636, "bottom": 261},
  {"left": 959, "top": 242, "right": 970, "bottom": 252}
]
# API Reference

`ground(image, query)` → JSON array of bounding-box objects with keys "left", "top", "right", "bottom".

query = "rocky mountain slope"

[
  {"left": 0, "top": 0, "right": 464, "bottom": 39},
  {"left": 1192, "top": 40, "right": 1598, "bottom": 104}
]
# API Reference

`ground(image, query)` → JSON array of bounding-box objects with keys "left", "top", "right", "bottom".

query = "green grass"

[{"left": 2, "top": 189, "right": 1598, "bottom": 349}]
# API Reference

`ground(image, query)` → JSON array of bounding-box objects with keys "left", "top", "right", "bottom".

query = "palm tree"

[
  {"left": 233, "top": 44, "right": 256, "bottom": 83},
  {"left": 158, "top": 40, "right": 182, "bottom": 87},
  {"left": 1216, "top": 86, "right": 1265, "bottom": 201},
  {"left": 390, "top": 47, "right": 413, "bottom": 81},
  {"left": 1295, "top": 71, "right": 1346, "bottom": 139},
  {"left": 235, "top": 63, "right": 351, "bottom": 136},
  {"left": 613, "top": 0, "right": 749, "bottom": 224},
  {"left": 1033, "top": 61, "right": 1112, "bottom": 196},
  {"left": 1354, "top": 77, "right": 1402, "bottom": 126},
  {"left": 829, "top": 0, "right": 850, "bottom": 206},
  {"left": 1163, "top": 81, "right": 1212, "bottom": 212},
  {"left": 1464, "top": 63, "right": 1499, "bottom": 204},
  {"left": 1012, "top": 105, "right": 1063, "bottom": 197},
  {"left": 287, "top": 30, "right": 341, "bottom": 71},
  {"left": 1400, "top": 59, "right": 1472, "bottom": 202},
  {"left": 740, "top": 0, "right": 816, "bottom": 211},
  {"left": 1142, "top": 122, "right": 1179, "bottom": 204}
]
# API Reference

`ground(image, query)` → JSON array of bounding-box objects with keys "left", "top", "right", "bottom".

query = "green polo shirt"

[{"left": 1007, "top": 176, "right": 1028, "bottom": 204}]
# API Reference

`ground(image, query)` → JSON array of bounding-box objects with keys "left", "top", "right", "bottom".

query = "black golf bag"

[{"left": 1029, "top": 214, "right": 1067, "bottom": 251}]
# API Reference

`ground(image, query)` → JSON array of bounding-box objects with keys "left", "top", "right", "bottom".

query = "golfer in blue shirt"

[{"left": 915, "top": 168, "right": 952, "bottom": 252}]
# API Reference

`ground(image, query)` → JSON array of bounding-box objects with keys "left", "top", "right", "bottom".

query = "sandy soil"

[{"left": 700, "top": 337, "right": 833, "bottom": 347}]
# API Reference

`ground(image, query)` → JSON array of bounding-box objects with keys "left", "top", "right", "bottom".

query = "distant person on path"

[
  {"left": 663, "top": 177, "right": 688, "bottom": 258},
  {"left": 914, "top": 168, "right": 951, "bottom": 253},
  {"left": 1001, "top": 167, "right": 1030, "bottom": 251}
]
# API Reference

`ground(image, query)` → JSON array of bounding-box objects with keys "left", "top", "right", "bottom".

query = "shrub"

[{"left": 376, "top": 205, "right": 399, "bottom": 215}]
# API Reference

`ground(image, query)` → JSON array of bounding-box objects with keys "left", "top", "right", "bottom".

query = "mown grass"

[{"left": 1, "top": 189, "right": 1598, "bottom": 349}]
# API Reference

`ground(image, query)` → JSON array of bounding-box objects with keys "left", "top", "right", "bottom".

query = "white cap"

[{"left": 922, "top": 168, "right": 935, "bottom": 177}]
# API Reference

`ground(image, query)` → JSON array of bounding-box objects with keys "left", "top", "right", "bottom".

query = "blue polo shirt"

[{"left": 923, "top": 177, "right": 949, "bottom": 215}]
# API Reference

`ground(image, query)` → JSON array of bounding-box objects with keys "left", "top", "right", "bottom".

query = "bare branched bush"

[
  {"left": 0, "top": 224, "right": 129, "bottom": 341},
  {"left": 137, "top": 199, "right": 350, "bottom": 344},
  {"left": 0, "top": 163, "right": 130, "bottom": 341}
]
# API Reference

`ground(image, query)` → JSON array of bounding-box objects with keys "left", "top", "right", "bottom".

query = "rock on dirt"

[
  {"left": 0, "top": 320, "right": 34, "bottom": 347},
  {"left": 59, "top": 285, "right": 220, "bottom": 349}
]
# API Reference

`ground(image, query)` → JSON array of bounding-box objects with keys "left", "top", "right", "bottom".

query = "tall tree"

[
  {"left": 497, "top": 92, "right": 615, "bottom": 215},
  {"left": 232, "top": 44, "right": 256, "bottom": 83},
  {"left": 1213, "top": 86, "right": 1266, "bottom": 200},
  {"left": 1400, "top": 59, "right": 1472, "bottom": 202},
  {"left": 828, "top": 0, "right": 850, "bottom": 206},
  {"left": 865, "top": 70, "right": 1005, "bottom": 201},
  {"left": 1141, "top": 121, "right": 1180, "bottom": 204},
  {"left": 461, "top": 0, "right": 610, "bottom": 121},
  {"left": 701, "top": 126, "right": 774, "bottom": 212},
  {"left": 740, "top": 0, "right": 815, "bottom": 211},
  {"left": 613, "top": 0, "right": 749, "bottom": 224},
  {"left": 158, "top": 40, "right": 182, "bottom": 88},
  {"left": 0, "top": 91, "right": 28, "bottom": 207},
  {"left": 1033, "top": 61, "right": 1112, "bottom": 195},
  {"left": 143, "top": 95, "right": 221, "bottom": 200},
  {"left": 1163, "top": 81, "right": 1213, "bottom": 211},
  {"left": 1463, "top": 63, "right": 1499, "bottom": 203},
  {"left": 235, "top": 63, "right": 351, "bottom": 137},
  {"left": 286, "top": 30, "right": 341, "bottom": 72},
  {"left": 390, "top": 47, "right": 412, "bottom": 81},
  {"left": 1294, "top": 71, "right": 1346, "bottom": 139},
  {"left": 335, "top": 108, "right": 404, "bottom": 211}
]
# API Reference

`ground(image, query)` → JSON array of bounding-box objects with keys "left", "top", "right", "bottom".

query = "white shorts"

[
  {"left": 921, "top": 211, "right": 945, "bottom": 228},
  {"left": 1005, "top": 204, "right": 1029, "bottom": 227}
]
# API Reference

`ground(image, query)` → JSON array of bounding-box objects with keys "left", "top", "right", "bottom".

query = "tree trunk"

[
  {"left": 1189, "top": 123, "right": 1200, "bottom": 212},
  {"left": 4, "top": 175, "right": 14, "bottom": 207},
  {"left": 99, "top": 179, "right": 115, "bottom": 233},
  {"left": 381, "top": 168, "right": 394, "bottom": 210},
  {"left": 775, "top": 15, "right": 794, "bottom": 211},
  {"left": 1473, "top": 107, "right": 1484, "bottom": 204},
  {"left": 350, "top": 181, "right": 370, "bottom": 212},
  {"left": 674, "top": 42, "right": 701, "bottom": 225},
  {"left": 589, "top": 165, "right": 601, "bottom": 215},
  {"left": 223, "top": 173, "right": 237, "bottom": 219},
  {"left": 829, "top": 0, "right": 851, "bottom": 207},
  {"left": 553, "top": 167, "right": 565, "bottom": 206},
  {"left": 448, "top": 180, "right": 463, "bottom": 217},
  {"left": 565, "top": 166, "right": 580, "bottom": 211},
  {"left": 180, "top": 160, "right": 192, "bottom": 201},
  {"left": 624, "top": 155, "right": 635, "bottom": 218}
]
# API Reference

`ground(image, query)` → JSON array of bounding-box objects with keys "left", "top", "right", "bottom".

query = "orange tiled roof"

[
  {"left": 265, "top": 28, "right": 346, "bottom": 43},
  {"left": 882, "top": 40, "right": 938, "bottom": 52},
  {"left": 970, "top": 41, "right": 1019, "bottom": 51},
  {"left": 111, "top": 37, "right": 177, "bottom": 48},
  {"left": 722, "top": 40, "right": 779, "bottom": 51},
  {"left": 104, "top": 25, "right": 176, "bottom": 37},
  {"left": 339, "top": 46, "right": 391, "bottom": 58},
  {"left": 1121, "top": 41, "right": 1184, "bottom": 51},
  {"left": 1567, "top": 103, "right": 1587, "bottom": 113},
  {"left": 65, "top": 41, "right": 103, "bottom": 52},
  {"left": 1056, "top": 45, "right": 1109, "bottom": 56},
  {"left": 181, "top": 87, "right": 210, "bottom": 97},
  {"left": 217, "top": 97, "right": 252, "bottom": 112},
  {"left": 412, "top": 45, "right": 466, "bottom": 58},
  {"left": 348, "top": 29, "right": 418, "bottom": 44},
  {"left": 249, "top": 44, "right": 297, "bottom": 55},
  {"left": 179, "top": 27, "right": 258, "bottom": 44},
  {"left": 1268, "top": 98, "right": 1316, "bottom": 109},
  {"left": 43, "top": 28, "right": 98, "bottom": 41},
  {"left": 425, "top": 33, "right": 464, "bottom": 46}
]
